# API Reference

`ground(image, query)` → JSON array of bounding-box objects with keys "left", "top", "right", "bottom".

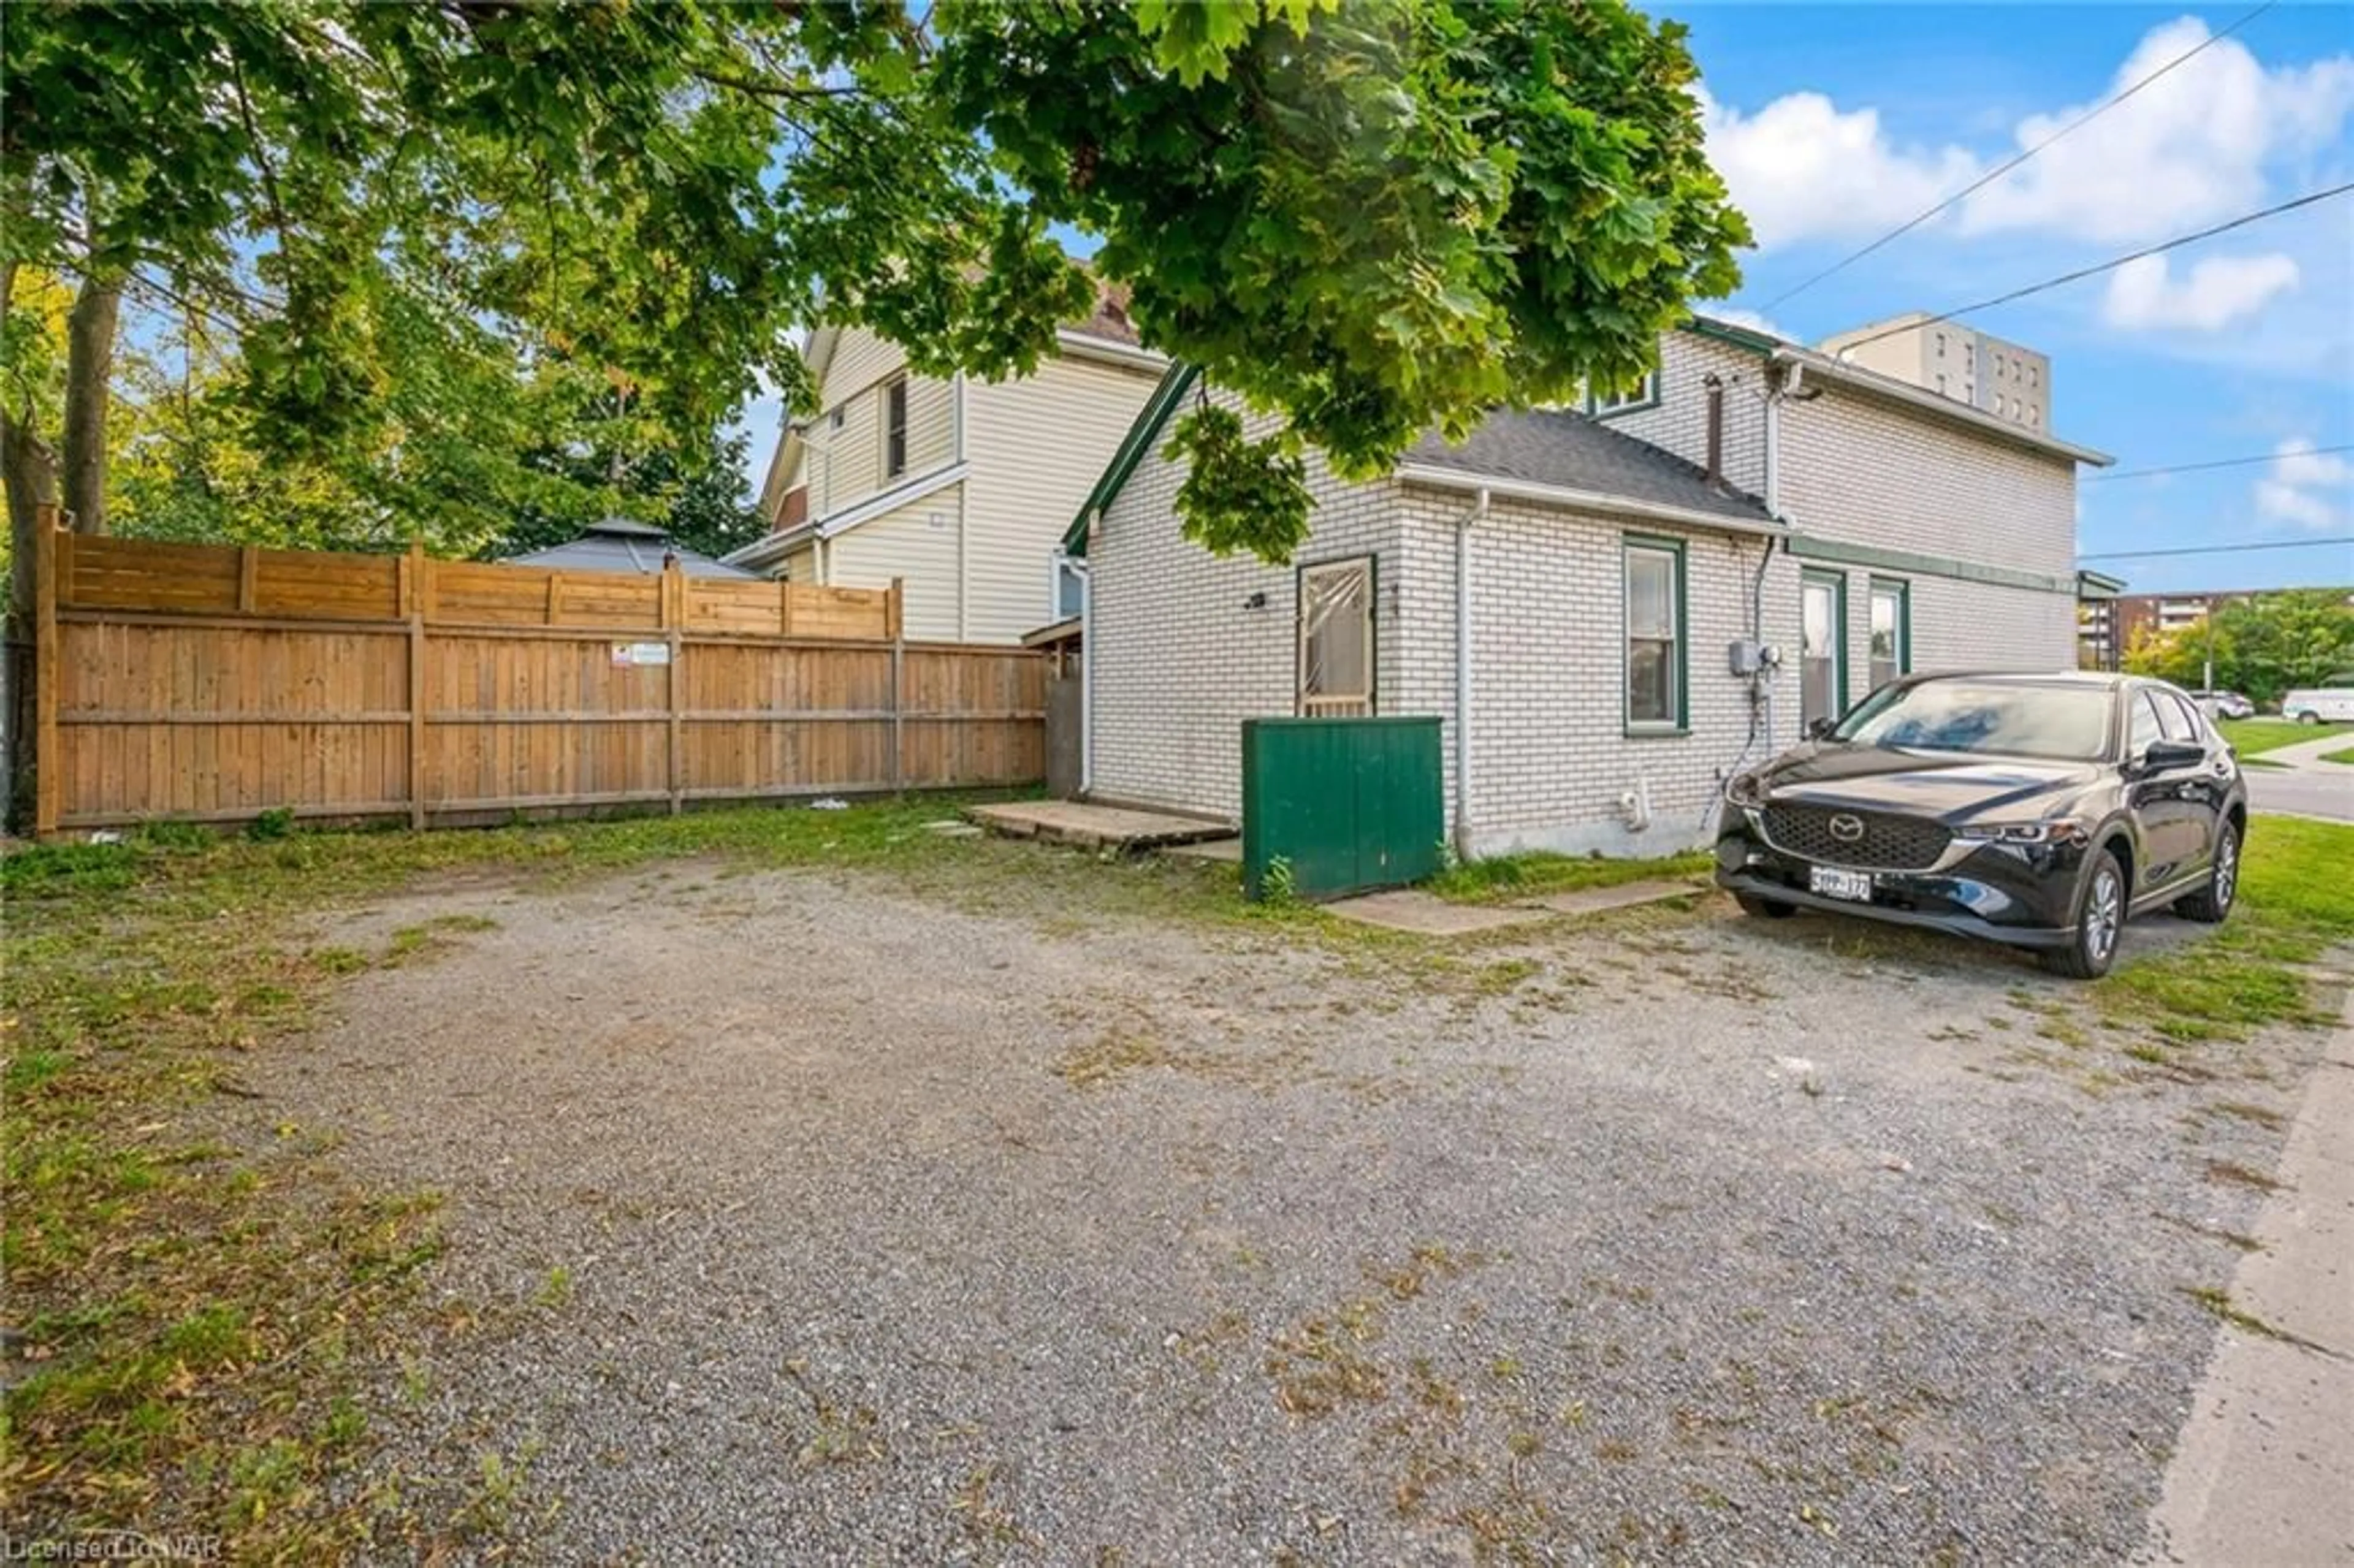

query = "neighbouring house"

[
  {"left": 505, "top": 516, "right": 758, "bottom": 579},
  {"left": 724, "top": 289, "right": 1166, "bottom": 643},
  {"left": 1065, "top": 314, "right": 2114, "bottom": 859}
]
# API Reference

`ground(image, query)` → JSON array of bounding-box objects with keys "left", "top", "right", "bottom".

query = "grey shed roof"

[
  {"left": 1402, "top": 409, "right": 1773, "bottom": 525},
  {"left": 505, "top": 517, "right": 758, "bottom": 579}
]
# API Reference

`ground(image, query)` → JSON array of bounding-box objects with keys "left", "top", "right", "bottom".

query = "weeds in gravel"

[
  {"left": 1428, "top": 849, "right": 1711, "bottom": 905},
  {"left": 2181, "top": 1286, "right": 2325, "bottom": 1352},
  {"left": 0, "top": 794, "right": 1064, "bottom": 1550},
  {"left": 2206, "top": 1159, "right": 2287, "bottom": 1193}
]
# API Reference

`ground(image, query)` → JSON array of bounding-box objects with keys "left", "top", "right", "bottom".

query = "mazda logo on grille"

[{"left": 1828, "top": 813, "right": 1867, "bottom": 843}]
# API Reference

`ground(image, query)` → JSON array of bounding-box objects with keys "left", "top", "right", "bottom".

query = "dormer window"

[{"left": 1589, "top": 371, "right": 1659, "bottom": 418}]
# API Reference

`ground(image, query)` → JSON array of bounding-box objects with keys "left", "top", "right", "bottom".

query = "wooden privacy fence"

[{"left": 28, "top": 515, "right": 1048, "bottom": 835}]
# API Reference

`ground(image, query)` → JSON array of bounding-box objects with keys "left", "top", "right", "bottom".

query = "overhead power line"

[
  {"left": 2078, "top": 536, "right": 2354, "bottom": 561},
  {"left": 1828, "top": 182, "right": 2354, "bottom": 356},
  {"left": 1764, "top": 1, "right": 2279, "bottom": 311},
  {"left": 2085, "top": 444, "right": 2354, "bottom": 482}
]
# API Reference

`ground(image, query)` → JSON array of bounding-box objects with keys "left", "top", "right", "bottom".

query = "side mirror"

[
  {"left": 2143, "top": 737, "right": 2204, "bottom": 771},
  {"left": 1805, "top": 717, "right": 1835, "bottom": 740}
]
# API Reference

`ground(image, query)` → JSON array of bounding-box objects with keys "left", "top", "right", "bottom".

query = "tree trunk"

[
  {"left": 62, "top": 271, "right": 122, "bottom": 536},
  {"left": 2, "top": 258, "right": 61, "bottom": 629},
  {"left": 2, "top": 413, "right": 59, "bottom": 627}
]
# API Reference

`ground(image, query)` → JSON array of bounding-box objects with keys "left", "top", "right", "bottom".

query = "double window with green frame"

[
  {"left": 1624, "top": 536, "right": 1686, "bottom": 731},
  {"left": 1868, "top": 577, "right": 1910, "bottom": 691}
]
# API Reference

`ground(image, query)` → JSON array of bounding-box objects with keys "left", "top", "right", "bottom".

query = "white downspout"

[
  {"left": 1453, "top": 487, "right": 1490, "bottom": 861},
  {"left": 954, "top": 373, "right": 970, "bottom": 641}
]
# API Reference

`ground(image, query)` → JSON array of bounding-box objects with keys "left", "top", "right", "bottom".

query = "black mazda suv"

[{"left": 1715, "top": 672, "right": 2248, "bottom": 978}]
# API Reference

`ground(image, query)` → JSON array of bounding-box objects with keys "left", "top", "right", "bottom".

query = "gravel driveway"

[{"left": 267, "top": 846, "right": 2325, "bottom": 1564}]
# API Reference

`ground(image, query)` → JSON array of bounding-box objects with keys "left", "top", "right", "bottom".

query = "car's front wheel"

[
  {"left": 2174, "top": 819, "right": 2240, "bottom": 923},
  {"left": 2041, "top": 848, "right": 2127, "bottom": 980}
]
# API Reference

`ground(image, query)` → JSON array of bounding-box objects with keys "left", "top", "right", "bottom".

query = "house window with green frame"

[
  {"left": 1298, "top": 555, "right": 1376, "bottom": 717},
  {"left": 1800, "top": 568, "right": 1847, "bottom": 730},
  {"left": 1624, "top": 538, "right": 1685, "bottom": 731},
  {"left": 1590, "top": 370, "right": 1661, "bottom": 418},
  {"left": 1868, "top": 577, "right": 1910, "bottom": 692}
]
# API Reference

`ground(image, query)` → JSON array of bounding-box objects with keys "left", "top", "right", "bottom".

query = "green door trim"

[
  {"left": 1868, "top": 576, "right": 1911, "bottom": 680},
  {"left": 1802, "top": 567, "right": 1849, "bottom": 721}
]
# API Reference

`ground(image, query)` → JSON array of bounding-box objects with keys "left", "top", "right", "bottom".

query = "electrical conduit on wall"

[{"left": 1453, "top": 487, "right": 1489, "bottom": 860}]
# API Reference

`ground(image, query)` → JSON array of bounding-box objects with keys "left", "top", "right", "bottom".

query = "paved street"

[{"left": 2244, "top": 732, "right": 2354, "bottom": 823}]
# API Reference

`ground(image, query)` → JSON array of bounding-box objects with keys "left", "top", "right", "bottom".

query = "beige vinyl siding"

[
  {"left": 779, "top": 544, "right": 817, "bottom": 584},
  {"left": 962, "top": 354, "right": 1159, "bottom": 642},
  {"left": 821, "top": 482, "right": 967, "bottom": 641},
  {"left": 805, "top": 335, "right": 957, "bottom": 517}
]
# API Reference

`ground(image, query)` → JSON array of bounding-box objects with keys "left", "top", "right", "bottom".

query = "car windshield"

[{"left": 1830, "top": 680, "right": 2114, "bottom": 761}]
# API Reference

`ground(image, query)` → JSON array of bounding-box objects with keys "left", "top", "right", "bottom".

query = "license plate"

[{"left": 1809, "top": 867, "right": 1875, "bottom": 902}]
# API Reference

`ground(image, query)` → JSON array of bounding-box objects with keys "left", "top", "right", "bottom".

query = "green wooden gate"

[{"left": 1241, "top": 716, "right": 1444, "bottom": 900}]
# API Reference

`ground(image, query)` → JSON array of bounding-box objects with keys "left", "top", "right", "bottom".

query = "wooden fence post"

[
  {"left": 888, "top": 577, "right": 905, "bottom": 794},
  {"left": 779, "top": 579, "right": 794, "bottom": 637},
  {"left": 237, "top": 544, "right": 259, "bottom": 614},
  {"left": 405, "top": 542, "right": 428, "bottom": 829},
  {"left": 663, "top": 557, "right": 684, "bottom": 813},
  {"left": 31, "top": 506, "right": 62, "bottom": 837}
]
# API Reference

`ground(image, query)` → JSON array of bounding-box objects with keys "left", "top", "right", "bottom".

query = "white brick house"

[{"left": 1067, "top": 316, "right": 2112, "bottom": 859}]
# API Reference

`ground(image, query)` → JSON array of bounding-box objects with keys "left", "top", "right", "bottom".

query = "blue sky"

[
  {"left": 1674, "top": 2, "right": 2353, "bottom": 594},
  {"left": 730, "top": 4, "right": 2353, "bottom": 594}
]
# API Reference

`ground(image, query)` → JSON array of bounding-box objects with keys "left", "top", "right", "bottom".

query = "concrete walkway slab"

[
  {"left": 2139, "top": 994, "right": 2354, "bottom": 1566},
  {"left": 1324, "top": 889, "right": 1550, "bottom": 935},
  {"left": 1519, "top": 878, "right": 1706, "bottom": 916},
  {"left": 966, "top": 801, "right": 1233, "bottom": 852},
  {"left": 1162, "top": 836, "right": 1241, "bottom": 864}
]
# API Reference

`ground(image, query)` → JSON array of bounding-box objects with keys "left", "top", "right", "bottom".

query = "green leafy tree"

[
  {"left": 4, "top": 0, "right": 1742, "bottom": 585},
  {"left": 2122, "top": 590, "right": 2354, "bottom": 707}
]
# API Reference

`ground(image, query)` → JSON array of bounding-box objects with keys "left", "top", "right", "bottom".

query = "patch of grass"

[
  {"left": 2092, "top": 818, "right": 2354, "bottom": 1044},
  {"left": 2206, "top": 1159, "right": 2287, "bottom": 1193},
  {"left": 2181, "top": 1285, "right": 2318, "bottom": 1349},
  {"left": 2320, "top": 745, "right": 2354, "bottom": 766},
  {"left": 1428, "top": 848, "right": 1711, "bottom": 905},
  {"left": 2203, "top": 1100, "right": 2288, "bottom": 1130},
  {"left": 1052, "top": 1027, "right": 1176, "bottom": 1089},
  {"left": 2218, "top": 717, "right": 2351, "bottom": 756}
]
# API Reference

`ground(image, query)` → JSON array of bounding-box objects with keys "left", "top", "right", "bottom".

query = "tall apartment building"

[{"left": 1819, "top": 313, "right": 2052, "bottom": 434}]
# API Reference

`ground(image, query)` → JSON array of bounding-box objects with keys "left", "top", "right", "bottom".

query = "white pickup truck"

[{"left": 2280, "top": 677, "right": 2354, "bottom": 724}]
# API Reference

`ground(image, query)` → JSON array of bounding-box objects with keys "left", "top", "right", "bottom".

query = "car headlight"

[
  {"left": 1724, "top": 772, "right": 1767, "bottom": 809},
  {"left": 1953, "top": 817, "right": 2087, "bottom": 846}
]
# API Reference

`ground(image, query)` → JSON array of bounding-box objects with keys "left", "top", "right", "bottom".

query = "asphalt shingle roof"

[
  {"left": 1403, "top": 408, "right": 1773, "bottom": 525},
  {"left": 506, "top": 519, "right": 758, "bottom": 579}
]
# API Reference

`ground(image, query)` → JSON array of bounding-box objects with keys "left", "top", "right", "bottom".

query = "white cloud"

[
  {"left": 2276, "top": 436, "right": 2353, "bottom": 489},
  {"left": 2253, "top": 437, "right": 2352, "bottom": 530},
  {"left": 1962, "top": 20, "right": 2354, "bottom": 244},
  {"left": 1698, "top": 305, "right": 1794, "bottom": 341},
  {"left": 1701, "top": 20, "right": 2354, "bottom": 253},
  {"left": 2100, "top": 251, "right": 2301, "bottom": 330},
  {"left": 1694, "top": 85, "right": 1978, "bottom": 251}
]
